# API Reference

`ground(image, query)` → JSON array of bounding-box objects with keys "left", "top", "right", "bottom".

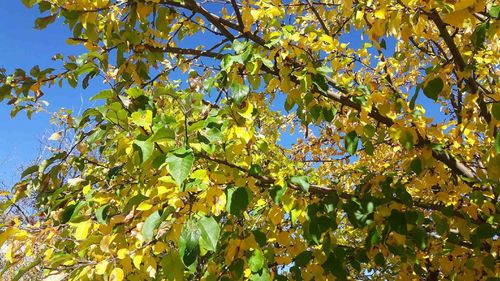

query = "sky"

[
  {"left": 0, "top": 1, "right": 445, "bottom": 189},
  {"left": 0, "top": 1, "right": 103, "bottom": 187}
]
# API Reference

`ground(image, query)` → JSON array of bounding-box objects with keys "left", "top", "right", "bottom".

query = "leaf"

[
  {"left": 471, "top": 22, "right": 488, "bottom": 49},
  {"left": 423, "top": 77, "right": 443, "bottom": 101},
  {"left": 61, "top": 204, "right": 77, "bottom": 224},
  {"left": 312, "top": 74, "right": 329, "bottom": 93},
  {"left": 248, "top": 164, "right": 263, "bottom": 176},
  {"left": 74, "top": 220, "right": 92, "bottom": 240},
  {"left": 34, "top": 14, "right": 56, "bottom": 30},
  {"left": 142, "top": 210, "right": 162, "bottom": 241},
  {"left": 95, "top": 260, "right": 109, "bottom": 275},
  {"left": 226, "top": 187, "right": 250, "bottom": 217},
  {"left": 410, "top": 158, "right": 423, "bottom": 175},
  {"left": 250, "top": 268, "right": 271, "bottom": 281},
  {"left": 290, "top": 176, "right": 310, "bottom": 193},
  {"left": 322, "top": 106, "right": 337, "bottom": 122},
  {"left": 90, "top": 89, "right": 115, "bottom": 101},
  {"left": 248, "top": 249, "right": 265, "bottom": 272},
  {"left": 165, "top": 148, "right": 195, "bottom": 187},
  {"left": 495, "top": 132, "right": 500, "bottom": 154},
  {"left": 413, "top": 227, "right": 427, "bottom": 250},
  {"left": 179, "top": 219, "right": 200, "bottom": 267},
  {"left": 131, "top": 110, "right": 153, "bottom": 128},
  {"left": 388, "top": 210, "right": 407, "bottom": 235},
  {"left": 295, "top": 251, "right": 313, "bottom": 267},
  {"left": 160, "top": 251, "right": 185, "bottom": 281},
  {"left": 95, "top": 205, "right": 110, "bottom": 224},
  {"left": 110, "top": 268, "right": 124, "bottom": 281},
  {"left": 492, "top": 103, "right": 500, "bottom": 120},
  {"left": 21, "top": 165, "right": 38, "bottom": 179},
  {"left": 197, "top": 216, "right": 220, "bottom": 252},
  {"left": 231, "top": 81, "right": 250, "bottom": 105},
  {"left": 124, "top": 194, "right": 148, "bottom": 213},
  {"left": 269, "top": 185, "right": 287, "bottom": 204},
  {"left": 344, "top": 131, "right": 359, "bottom": 155},
  {"left": 409, "top": 84, "right": 421, "bottom": 110},
  {"left": 107, "top": 165, "right": 124, "bottom": 179},
  {"left": 48, "top": 131, "right": 62, "bottom": 141},
  {"left": 252, "top": 230, "right": 267, "bottom": 247},
  {"left": 134, "top": 139, "right": 154, "bottom": 163},
  {"left": 490, "top": 5, "right": 500, "bottom": 18},
  {"left": 12, "top": 258, "right": 41, "bottom": 281}
]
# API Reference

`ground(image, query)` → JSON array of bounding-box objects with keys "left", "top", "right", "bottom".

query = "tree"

[{"left": 0, "top": 0, "right": 499, "bottom": 280}]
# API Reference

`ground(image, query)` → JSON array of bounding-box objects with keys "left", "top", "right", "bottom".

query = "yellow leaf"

[
  {"left": 133, "top": 254, "right": 143, "bottom": 269},
  {"left": 137, "top": 201, "right": 153, "bottom": 211},
  {"left": 74, "top": 220, "right": 92, "bottom": 240},
  {"left": 95, "top": 260, "right": 109, "bottom": 275},
  {"left": 117, "top": 248, "right": 129, "bottom": 259},
  {"left": 442, "top": 9, "right": 472, "bottom": 27},
  {"left": 110, "top": 268, "right": 124, "bottom": 281},
  {"left": 48, "top": 131, "right": 62, "bottom": 141},
  {"left": 374, "top": 9, "right": 386, "bottom": 19},
  {"left": 454, "top": 0, "right": 474, "bottom": 11}
]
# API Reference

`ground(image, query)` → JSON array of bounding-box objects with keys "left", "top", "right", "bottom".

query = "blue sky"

[{"left": 0, "top": 1, "right": 103, "bottom": 187}]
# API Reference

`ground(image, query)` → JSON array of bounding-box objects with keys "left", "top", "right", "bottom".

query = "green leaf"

[
  {"left": 165, "top": 148, "right": 195, "bottom": 187},
  {"left": 179, "top": 219, "right": 201, "bottom": 267},
  {"left": 399, "top": 130, "right": 415, "bottom": 150},
  {"left": 160, "top": 251, "right": 185, "bottom": 281},
  {"left": 495, "top": 132, "right": 500, "bottom": 154},
  {"left": 312, "top": 74, "right": 329, "bottom": 93},
  {"left": 249, "top": 164, "right": 263, "bottom": 176},
  {"left": 21, "top": 165, "right": 38, "bottom": 179},
  {"left": 423, "top": 77, "right": 443, "bottom": 101},
  {"left": 322, "top": 254, "right": 347, "bottom": 281},
  {"left": 250, "top": 268, "right": 271, "bottom": 281},
  {"left": 492, "top": 103, "right": 500, "bottom": 120},
  {"left": 248, "top": 249, "right": 265, "bottom": 272},
  {"left": 490, "top": 5, "right": 500, "bottom": 18},
  {"left": 471, "top": 22, "right": 488, "bottom": 49},
  {"left": 388, "top": 210, "right": 407, "bottom": 235},
  {"left": 474, "top": 223, "right": 495, "bottom": 240},
  {"left": 295, "top": 251, "right": 313, "bottom": 267},
  {"left": 95, "top": 205, "right": 110, "bottom": 224},
  {"left": 344, "top": 131, "right": 359, "bottom": 155},
  {"left": 410, "top": 158, "right": 423, "bottom": 175},
  {"left": 231, "top": 81, "right": 250, "bottom": 104},
  {"left": 269, "top": 185, "right": 287, "bottom": 204},
  {"left": 142, "top": 210, "right": 162, "bottom": 241},
  {"left": 123, "top": 194, "right": 148, "bottom": 213},
  {"left": 107, "top": 165, "right": 124, "bottom": 179},
  {"left": 134, "top": 139, "right": 154, "bottom": 163},
  {"left": 252, "top": 230, "right": 267, "bottom": 247},
  {"left": 374, "top": 252, "right": 385, "bottom": 266},
  {"left": 12, "top": 258, "right": 41, "bottom": 281},
  {"left": 307, "top": 216, "right": 332, "bottom": 244},
  {"left": 91, "top": 89, "right": 115, "bottom": 101},
  {"left": 61, "top": 204, "right": 77, "bottom": 224},
  {"left": 229, "top": 259, "right": 245, "bottom": 280},
  {"left": 409, "top": 84, "right": 421, "bottom": 110},
  {"left": 226, "top": 187, "right": 250, "bottom": 217},
  {"left": 290, "top": 176, "right": 309, "bottom": 193},
  {"left": 151, "top": 127, "right": 175, "bottom": 142},
  {"left": 413, "top": 227, "right": 427, "bottom": 250},
  {"left": 34, "top": 15, "right": 56, "bottom": 30},
  {"left": 322, "top": 106, "right": 337, "bottom": 122},
  {"left": 197, "top": 216, "right": 220, "bottom": 252}
]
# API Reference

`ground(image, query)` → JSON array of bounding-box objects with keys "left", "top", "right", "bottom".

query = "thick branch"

[{"left": 427, "top": 10, "right": 491, "bottom": 124}]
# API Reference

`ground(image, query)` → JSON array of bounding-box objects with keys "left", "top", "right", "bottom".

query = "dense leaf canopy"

[{"left": 1, "top": 0, "right": 499, "bottom": 280}]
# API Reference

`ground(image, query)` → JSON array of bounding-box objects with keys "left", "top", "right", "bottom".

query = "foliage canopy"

[{"left": 1, "top": 0, "right": 499, "bottom": 280}]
